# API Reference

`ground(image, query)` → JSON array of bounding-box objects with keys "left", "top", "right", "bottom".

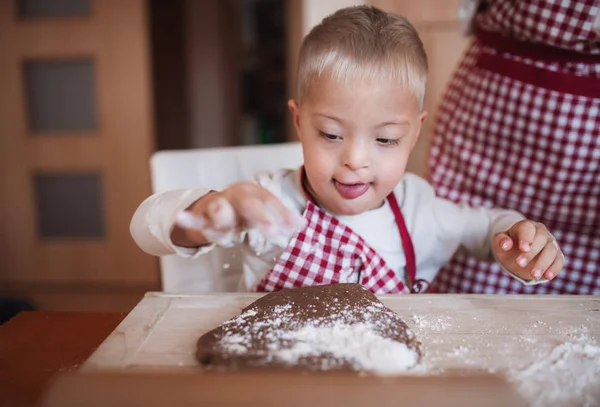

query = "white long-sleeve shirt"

[{"left": 130, "top": 168, "right": 546, "bottom": 291}]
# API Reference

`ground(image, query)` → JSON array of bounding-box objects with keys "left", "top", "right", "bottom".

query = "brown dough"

[{"left": 196, "top": 283, "right": 421, "bottom": 373}]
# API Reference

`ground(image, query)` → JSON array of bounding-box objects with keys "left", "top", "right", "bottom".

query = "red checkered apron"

[
  {"left": 256, "top": 172, "right": 427, "bottom": 294},
  {"left": 429, "top": 0, "right": 600, "bottom": 294}
]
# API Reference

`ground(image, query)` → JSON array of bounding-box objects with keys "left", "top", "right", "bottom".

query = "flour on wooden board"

[
  {"left": 507, "top": 328, "right": 600, "bottom": 407},
  {"left": 406, "top": 314, "right": 599, "bottom": 406},
  {"left": 272, "top": 323, "right": 418, "bottom": 374},
  {"left": 216, "top": 303, "right": 597, "bottom": 403},
  {"left": 217, "top": 303, "right": 419, "bottom": 375},
  {"left": 410, "top": 314, "right": 452, "bottom": 331}
]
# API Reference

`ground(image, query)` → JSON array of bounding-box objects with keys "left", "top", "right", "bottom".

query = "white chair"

[{"left": 150, "top": 142, "right": 304, "bottom": 293}]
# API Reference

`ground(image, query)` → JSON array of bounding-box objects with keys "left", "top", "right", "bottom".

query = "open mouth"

[{"left": 333, "top": 180, "right": 371, "bottom": 199}]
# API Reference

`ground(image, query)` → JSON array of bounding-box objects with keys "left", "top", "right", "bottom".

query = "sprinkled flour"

[
  {"left": 216, "top": 304, "right": 419, "bottom": 375},
  {"left": 263, "top": 323, "right": 417, "bottom": 374},
  {"left": 410, "top": 314, "right": 452, "bottom": 331},
  {"left": 197, "top": 284, "right": 421, "bottom": 375},
  {"left": 507, "top": 332, "right": 600, "bottom": 407}
]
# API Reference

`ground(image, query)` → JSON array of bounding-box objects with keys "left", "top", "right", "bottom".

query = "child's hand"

[
  {"left": 172, "top": 182, "right": 305, "bottom": 247},
  {"left": 492, "top": 220, "right": 564, "bottom": 281}
]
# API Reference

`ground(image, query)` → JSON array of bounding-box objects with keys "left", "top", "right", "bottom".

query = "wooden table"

[
  {"left": 82, "top": 292, "right": 600, "bottom": 407},
  {"left": 2, "top": 294, "right": 600, "bottom": 407},
  {"left": 0, "top": 311, "right": 125, "bottom": 407}
]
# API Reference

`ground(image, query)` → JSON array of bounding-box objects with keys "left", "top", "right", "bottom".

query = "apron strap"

[
  {"left": 387, "top": 193, "right": 428, "bottom": 293},
  {"left": 475, "top": 26, "right": 599, "bottom": 63}
]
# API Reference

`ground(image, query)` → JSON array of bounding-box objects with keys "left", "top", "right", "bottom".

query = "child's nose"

[{"left": 342, "top": 142, "right": 370, "bottom": 171}]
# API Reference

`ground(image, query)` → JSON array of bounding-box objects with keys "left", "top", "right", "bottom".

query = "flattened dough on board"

[{"left": 196, "top": 283, "right": 421, "bottom": 374}]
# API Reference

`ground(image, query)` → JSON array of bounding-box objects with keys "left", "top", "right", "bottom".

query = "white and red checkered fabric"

[
  {"left": 475, "top": 0, "right": 599, "bottom": 55},
  {"left": 428, "top": 0, "right": 600, "bottom": 294},
  {"left": 256, "top": 201, "right": 409, "bottom": 294}
]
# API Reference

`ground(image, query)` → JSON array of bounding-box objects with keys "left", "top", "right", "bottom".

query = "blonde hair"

[{"left": 296, "top": 6, "right": 428, "bottom": 109}]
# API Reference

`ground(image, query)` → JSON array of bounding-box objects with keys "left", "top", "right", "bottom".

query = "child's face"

[{"left": 289, "top": 74, "right": 427, "bottom": 215}]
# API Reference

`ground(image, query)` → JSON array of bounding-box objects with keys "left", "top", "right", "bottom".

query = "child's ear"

[
  {"left": 411, "top": 110, "right": 428, "bottom": 149},
  {"left": 288, "top": 100, "right": 301, "bottom": 139}
]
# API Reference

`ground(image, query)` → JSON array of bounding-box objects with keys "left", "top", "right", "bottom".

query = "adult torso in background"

[{"left": 428, "top": 0, "right": 600, "bottom": 294}]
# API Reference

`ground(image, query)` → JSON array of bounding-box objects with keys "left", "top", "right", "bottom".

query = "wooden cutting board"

[
  {"left": 82, "top": 293, "right": 599, "bottom": 372},
  {"left": 41, "top": 371, "right": 526, "bottom": 407},
  {"left": 78, "top": 293, "right": 600, "bottom": 406}
]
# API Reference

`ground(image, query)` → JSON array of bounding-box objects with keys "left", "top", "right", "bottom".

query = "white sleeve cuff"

[
  {"left": 130, "top": 188, "right": 214, "bottom": 258},
  {"left": 504, "top": 270, "right": 549, "bottom": 286},
  {"left": 488, "top": 209, "right": 525, "bottom": 237},
  {"left": 171, "top": 239, "right": 217, "bottom": 259}
]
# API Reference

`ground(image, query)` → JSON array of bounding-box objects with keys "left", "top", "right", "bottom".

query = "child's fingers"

[
  {"left": 511, "top": 221, "right": 537, "bottom": 252},
  {"left": 515, "top": 226, "right": 549, "bottom": 268},
  {"left": 236, "top": 196, "right": 279, "bottom": 235},
  {"left": 175, "top": 210, "right": 207, "bottom": 231},
  {"left": 529, "top": 242, "right": 560, "bottom": 280},
  {"left": 184, "top": 194, "right": 247, "bottom": 246},
  {"left": 247, "top": 192, "right": 304, "bottom": 238},
  {"left": 199, "top": 183, "right": 304, "bottom": 241},
  {"left": 542, "top": 250, "right": 564, "bottom": 280},
  {"left": 205, "top": 197, "right": 237, "bottom": 229},
  {"left": 493, "top": 232, "right": 514, "bottom": 251}
]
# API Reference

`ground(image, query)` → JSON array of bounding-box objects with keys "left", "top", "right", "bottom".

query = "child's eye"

[
  {"left": 319, "top": 131, "right": 340, "bottom": 141},
  {"left": 376, "top": 138, "right": 400, "bottom": 146}
]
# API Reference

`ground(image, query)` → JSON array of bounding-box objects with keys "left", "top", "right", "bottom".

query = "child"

[{"left": 130, "top": 6, "right": 564, "bottom": 294}]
